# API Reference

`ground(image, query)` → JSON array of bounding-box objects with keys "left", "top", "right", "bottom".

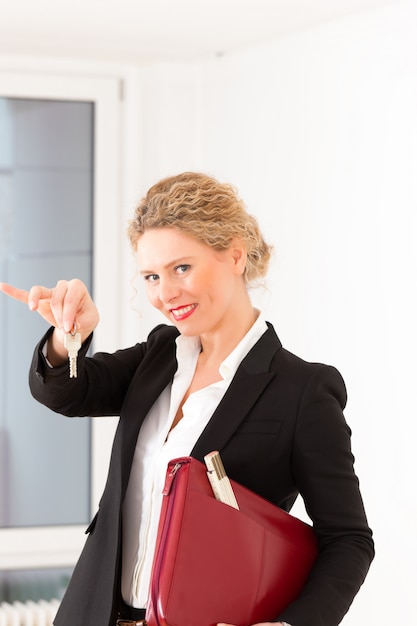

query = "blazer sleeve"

[
  {"left": 29, "top": 326, "right": 150, "bottom": 417},
  {"left": 277, "top": 364, "right": 374, "bottom": 626}
]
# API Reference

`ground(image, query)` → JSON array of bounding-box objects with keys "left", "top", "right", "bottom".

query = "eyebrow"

[{"left": 139, "top": 257, "right": 193, "bottom": 275}]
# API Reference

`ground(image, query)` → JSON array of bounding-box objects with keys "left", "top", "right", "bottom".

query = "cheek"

[{"left": 145, "top": 286, "right": 160, "bottom": 308}]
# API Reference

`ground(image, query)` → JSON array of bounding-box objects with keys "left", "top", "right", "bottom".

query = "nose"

[{"left": 158, "top": 276, "right": 181, "bottom": 305}]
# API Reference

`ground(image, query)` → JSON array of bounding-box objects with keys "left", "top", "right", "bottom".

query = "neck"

[{"left": 199, "top": 298, "right": 258, "bottom": 364}]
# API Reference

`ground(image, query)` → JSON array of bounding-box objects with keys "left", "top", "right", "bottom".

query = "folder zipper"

[
  {"left": 162, "top": 461, "right": 183, "bottom": 496},
  {"left": 151, "top": 458, "right": 191, "bottom": 626}
]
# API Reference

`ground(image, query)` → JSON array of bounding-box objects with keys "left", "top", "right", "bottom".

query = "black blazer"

[{"left": 29, "top": 323, "right": 374, "bottom": 626}]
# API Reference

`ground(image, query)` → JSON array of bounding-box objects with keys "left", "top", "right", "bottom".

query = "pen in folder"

[{"left": 204, "top": 451, "right": 239, "bottom": 510}]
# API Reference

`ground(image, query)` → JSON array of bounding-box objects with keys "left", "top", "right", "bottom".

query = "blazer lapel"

[
  {"left": 119, "top": 334, "right": 179, "bottom": 497},
  {"left": 191, "top": 323, "right": 282, "bottom": 461}
]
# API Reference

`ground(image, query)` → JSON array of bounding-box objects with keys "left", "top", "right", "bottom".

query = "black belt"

[{"left": 117, "top": 602, "right": 147, "bottom": 626}]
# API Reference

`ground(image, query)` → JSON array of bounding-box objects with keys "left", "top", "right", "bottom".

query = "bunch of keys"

[{"left": 64, "top": 323, "right": 81, "bottom": 378}]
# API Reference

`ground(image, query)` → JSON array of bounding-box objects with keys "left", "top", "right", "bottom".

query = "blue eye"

[
  {"left": 144, "top": 274, "right": 159, "bottom": 283},
  {"left": 175, "top": 264, "right": 190, "bottom": 274}
]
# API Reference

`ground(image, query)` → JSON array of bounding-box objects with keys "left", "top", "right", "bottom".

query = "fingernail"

[{"left": 28, "top": 300, "right": 35, "bottom": 310}]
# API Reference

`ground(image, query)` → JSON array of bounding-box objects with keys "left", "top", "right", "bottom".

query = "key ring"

[{"left": 71, "top": 322, "right": 78, "bottom": 336}]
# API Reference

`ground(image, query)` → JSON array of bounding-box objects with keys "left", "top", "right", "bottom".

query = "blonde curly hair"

[{"left": 128, "top": 172, "right": 272, "bottom": 284}]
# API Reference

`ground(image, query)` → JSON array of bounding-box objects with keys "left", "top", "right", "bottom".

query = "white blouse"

[{"left": 121, "top": 313, "right": 268, "bottom": 608}]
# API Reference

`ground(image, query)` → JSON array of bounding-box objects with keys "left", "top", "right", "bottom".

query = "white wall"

[{"left": 195, "top": 2, "right": 417, "bottom": 623}]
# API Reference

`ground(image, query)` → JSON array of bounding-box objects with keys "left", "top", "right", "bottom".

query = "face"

[{"left": 136, "top": 228, "right": 247, "bottom": 338}]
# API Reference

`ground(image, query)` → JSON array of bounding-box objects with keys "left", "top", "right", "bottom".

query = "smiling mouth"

[{"left": 170, "top": 304, "right": 197, "bottom": 320}]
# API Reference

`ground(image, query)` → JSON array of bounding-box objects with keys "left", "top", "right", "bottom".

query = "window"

[
  {"left": 0, "top": 97, "right": 93, "bottom": 528},
  {"left": 0, "top": 72, "right": 121, "bottom": 590}
]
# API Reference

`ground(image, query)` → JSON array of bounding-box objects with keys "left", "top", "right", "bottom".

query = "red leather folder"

[{"left": 145, "top": 456, "right": 318, "bottom": 626}]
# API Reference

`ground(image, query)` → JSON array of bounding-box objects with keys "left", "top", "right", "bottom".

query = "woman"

[{"left": 0, "top": 172, "right": 374, "bottom": 626}]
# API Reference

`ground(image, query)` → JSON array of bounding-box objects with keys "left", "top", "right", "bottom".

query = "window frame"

[{"left": 0, "top": 71, "right": 121, "bottom": 570}]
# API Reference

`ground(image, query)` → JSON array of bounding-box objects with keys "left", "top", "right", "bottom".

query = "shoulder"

[
  {"left": 137, "top": 323, "right": 180, "bottom": 361},
  {"left": 262, "top": 322, "right": 347, "bottom": 405},
  {"left": 147, "top": 323, "right": 180, "bottom": 344}
]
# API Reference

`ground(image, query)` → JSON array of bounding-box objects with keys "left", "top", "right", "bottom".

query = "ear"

[{"left": 229, "top": 238, "right": 247, "bottom": 276}]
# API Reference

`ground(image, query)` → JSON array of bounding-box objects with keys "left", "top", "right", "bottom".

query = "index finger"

[{"left": 0, "top": 282, "right": 30, "bottom": 305}]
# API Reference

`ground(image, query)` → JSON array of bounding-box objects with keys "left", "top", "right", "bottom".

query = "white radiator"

[{"left": 0, "top": 599, "right": 60, "bottom": 626}]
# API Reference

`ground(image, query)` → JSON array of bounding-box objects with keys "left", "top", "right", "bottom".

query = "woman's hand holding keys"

[{"left": 0, "top": 279, "right": 99, "bottom": 366}]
